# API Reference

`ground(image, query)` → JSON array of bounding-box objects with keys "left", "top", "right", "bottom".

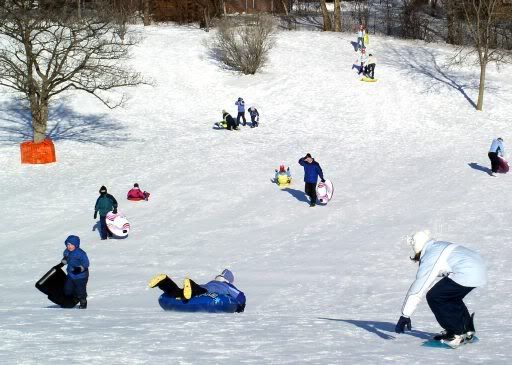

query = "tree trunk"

[
  {"left": 476, "top": 61, "right": 486, "bottom": 111},
  {"left": 333, "top": 0, "right": 341, "bottom": 32},
  {"left": 281, "top": 0, "right": 288, "bottom": 15},
  {"left": 30, "top": 97, "right": 49, "bottom": 143},
  {"left": 77, "top": 0, "right": 81, "bottom": 19},
  {"left": 143, "top": 0, "right": 150, "bottom": 26},
  {"left": 319, "top": 0, "right": 332, "bottom": 31}
]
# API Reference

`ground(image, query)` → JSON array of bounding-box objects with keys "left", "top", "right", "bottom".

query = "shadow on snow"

[
  {"left": 0, "top": 98, "right": 132, "bottom": 146},
  {"left": 318, "top": 318, "right": 435, "bottom": 340},
  {"left": 468, "top": 162, "right": 493, "bottom": 176}
]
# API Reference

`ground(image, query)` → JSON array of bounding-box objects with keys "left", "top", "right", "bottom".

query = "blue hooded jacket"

[
  {"left": 235, "top": 98, "right": 245, "bottom": 113},
  {"left": 63, "top": 235, "right": 90, "bottom": 280},
  {"left": 298, "top": 157, "right": 325, "bottom": 184}
]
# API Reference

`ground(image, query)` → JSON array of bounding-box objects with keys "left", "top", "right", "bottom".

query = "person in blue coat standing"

[
  {"left": 94, "top": 186, "right": 118, "bottom": 240},
  {"left": 235, "top": 97, "right": 246, "bottom": 126},
  {"left": 488, "top": 137, "right": 504, "bottom": 175},
  {"left": 395, "top": 230, "right": 487, "bottom": 348},
  {"left": 61, "top": 235, "right": 90, "bottom": 309},
  {"left": 298, "top": 153, "right": 325, "bottom": 207},
  {"left": 149, "top": 269, "right": 246, "bottom": 312}
]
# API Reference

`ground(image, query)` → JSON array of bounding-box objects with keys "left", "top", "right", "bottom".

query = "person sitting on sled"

[
  {"left": 219, "top": 110, "right": 238, "bottom": 130},
  {"left": 149, "top": 269, "right": 246, "bottom": 312},
  {"left": 364, "top": 53, "right": 376, "bottom": 79},
  {"left": 355, "top": 47, "right": 368, "bottom": 75},
  {"left": 127, "top": 183, "right": 150, "bottom": 201},
  {"left": 275, "top": 165, "right": 292, "bottom": 185}
]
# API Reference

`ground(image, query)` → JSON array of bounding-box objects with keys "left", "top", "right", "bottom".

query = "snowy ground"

[{"left": 0, "top": 24, "right": 511, "bottom": 364}]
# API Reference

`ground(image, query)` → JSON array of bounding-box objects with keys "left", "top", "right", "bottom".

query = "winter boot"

[
  {"left": 441, "top": 334, "right": 467, "bottom": 348},
  {"left": 183, "top": 278, "right": 207, "bottom": 300},
  {"left": 79, "top": 299, "right": 87, "bottom": 309},
  {"left": 466, "top": 313, "right": 475, "bottom": 340},
  {"left": 433, "top": 330, "right": 453, "bottom": 341}
]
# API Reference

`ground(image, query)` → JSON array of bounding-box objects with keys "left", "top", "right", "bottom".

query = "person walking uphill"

[
  {"left": 94, "top": 186, "right": 118, "bottom": 240},
  {"left": 61, "top": 235, "right": 90, "bottom": 309},
  {"left": 395, "top": 230, "right": 487, "bottom": 348},
  {"left": 488, "top": 137, "right": 504, "bottom": 176},
  {"left": 298, "top": 153, "right": 325, "bottom": 207}
]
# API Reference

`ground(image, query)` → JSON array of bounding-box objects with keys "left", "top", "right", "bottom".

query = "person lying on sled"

[
  {"left": 149, "top": 269, "right": 246, "bottom": 312},
  {"left": 275, "top": 165, "right": 292, "bottom": 185}
]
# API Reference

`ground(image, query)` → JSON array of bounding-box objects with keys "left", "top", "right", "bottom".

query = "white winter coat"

[
  {"left": 401, "top": 240, "right": 487, "bottom": 317},
  {"left": 489, "top": 139, "right": 504, "bottom": 156}
]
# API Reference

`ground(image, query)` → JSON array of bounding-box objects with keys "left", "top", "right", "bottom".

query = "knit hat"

[
  {"left": 99, "top": 186, "right": 107, "bottom": 193},
  {"left": 407, "top": 230, "right": 431, "bottom": 254},
  {"left": 64, "top": 235, "right": 80, "bottom": 248},
  {"left": 215, "top": 269, "right": 234, "bottom": 284},
  {"left": 305, "top": 153, "right": 312, "bottom": 158}
]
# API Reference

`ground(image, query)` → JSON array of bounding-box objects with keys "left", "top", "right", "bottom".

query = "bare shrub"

[{"left": 212, "top": 15, "right": 276, "bottom": 75}]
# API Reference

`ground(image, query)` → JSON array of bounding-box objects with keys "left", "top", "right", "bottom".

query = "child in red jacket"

[{"left": 127, "top": 183, "right": 150, "bottom": 201}]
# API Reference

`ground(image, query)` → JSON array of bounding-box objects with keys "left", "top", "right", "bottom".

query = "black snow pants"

[
  {"left": 305, "top": 182, "right": 317, "bottom": 205},
  {"left": 426, "top": 277, "right": 474, "bottom": 335},
  {"left": 488, "top": 152, "right": 500, "bottom": 173}
]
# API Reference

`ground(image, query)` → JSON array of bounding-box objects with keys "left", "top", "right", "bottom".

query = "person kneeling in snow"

[
  {"left": 127, "top": 183, "right": 150, "bottom": 201},
  {"left": 60, "top": 235, "right": 90, "bottom": 309},
  {"left": 149, "top": 269, "right": 246, "bottom": 312},
  {"left": 364, "top": 53, "right": 376, "bottom": 79},
  {"left": 275, "top": 165, "right": 292, "bottom": 185},
  {"left": 219, "top": 110, "right": 238, "bottom": 130},
  {"left": 395, "top": 230, "right": 487, "bottom": 348}
]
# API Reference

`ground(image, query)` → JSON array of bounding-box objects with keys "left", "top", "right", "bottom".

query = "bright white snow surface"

[{"left": 1, "top": 24, "right": 512, "bottom": 364}]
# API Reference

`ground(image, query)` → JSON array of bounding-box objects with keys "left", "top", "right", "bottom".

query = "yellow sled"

[
  {"left": 276, "top": 174, "right": 292, "bottom": 188},
  {"left": 361, "top": 76, "right": 378, "bottom": 82}
]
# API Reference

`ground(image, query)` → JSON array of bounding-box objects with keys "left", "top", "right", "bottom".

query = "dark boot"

[
  {"left": 183, "top": 278, "right": 207, "bottom": 300},
  {"left": 79, "top": 299, "right": 87, "bottom": 309}
]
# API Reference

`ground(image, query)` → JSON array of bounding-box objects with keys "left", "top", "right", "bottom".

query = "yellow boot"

[{"left": 148, "top": 273, "right": 167, "bottom": 288}]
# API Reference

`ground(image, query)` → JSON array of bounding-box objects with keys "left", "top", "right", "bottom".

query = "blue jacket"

[
  {"left": 235, "top": 99, "right": 245, "bottom": 113},
  {"left": 63, "top": 248, "right": 90, "bottom": 280},
  {"left": 298, "top": 158, "right": 325, "bottom": 183},
  {"left": 489, "top": 139, "right": 504, "bottom": 157},
  {"left": 202, "top": 281, "right": 246, "bottom": 306}
]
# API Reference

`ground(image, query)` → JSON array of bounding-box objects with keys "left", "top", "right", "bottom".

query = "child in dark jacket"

[
  {"left": 94, "top": 186, "right": 118, "bottom": 240},
  {"left": 248, "top": 106, "right": 259, "bottom": 128},
  {"left": 61, "top": 235, "right": 90, "bottom": 309}
]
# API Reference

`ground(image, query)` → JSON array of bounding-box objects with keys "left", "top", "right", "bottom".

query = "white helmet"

[{"left": 406, "top": 230, "right": 431, "bottom": 254}]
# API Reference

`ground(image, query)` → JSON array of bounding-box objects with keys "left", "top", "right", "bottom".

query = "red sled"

[
  {"left": 127, "top": 192, "right": 151, "bottom": 201},
  {"left": 498, "top": 157, "right": 509, "bottom": 173}
]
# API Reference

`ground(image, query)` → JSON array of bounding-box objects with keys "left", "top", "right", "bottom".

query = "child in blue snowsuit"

[
  {"left": 298, "top": 153, "right": 325, "bottom": 207},
  {"left": 235, "top": 97, "right": 246, "bottom": 126},
  {"left": 248, "top": 106, "right": 259, "bottom": 128},
  {"left": 61, "top": 235, "right": 90, "bottom": 309},
  {"left": 149, "top": 269, "right": 246, "bottom": 313}
]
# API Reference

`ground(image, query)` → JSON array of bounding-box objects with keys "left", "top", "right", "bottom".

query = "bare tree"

[
  {"left": 457, "top": 0, "right": 512, "bottom": 110},
  {"left": 319, "top": 0, "right": 332, "bottom": 31},
  {"left": 0, "top": 0, "right": 146, "bottom": 143},
  {"left": 212, "top": 15, "right": 276, "bottom": 75},
  {"left": 333, "top": 0, "right": 342, "bottom": 32}
]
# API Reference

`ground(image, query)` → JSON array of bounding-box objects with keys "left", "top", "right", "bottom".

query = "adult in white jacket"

[
  {"left": 488, "top": 137, "right": 504, "bottom": 175},
  {"left": 395, "top": 230, "right": 487, "bottom": 346}
]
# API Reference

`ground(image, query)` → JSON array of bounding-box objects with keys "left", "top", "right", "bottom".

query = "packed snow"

[{"left": 0, "top": 23, "right": 511, "bottom": 364}]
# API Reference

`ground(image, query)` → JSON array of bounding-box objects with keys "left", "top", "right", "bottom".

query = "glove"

[
  {"left": 72, "top": 266, "right": 84, "bottom": 275},
  {"left": 61, "top": 258, "right": 68, "bottom": 266},
  {"left": 94, "top": 211, "right": 97, "bottom": 219},
  {"left": 395, "top": 316, "right": 412, "bottom": 333},
  {"left": 113, "top": 207, "right": 118, "bottom": 214},
  {"left": 321, "top": 179, "right": 326, "bottom": 183}
]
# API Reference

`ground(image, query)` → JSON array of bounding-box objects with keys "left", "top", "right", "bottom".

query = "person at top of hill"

[
  {"left": 149, "top": 269, "right": 246, "bottom": 312},
  {"left": 127, "top": 183, "right": 150, "bottom": 201},
  {"left": 298, "top": 153, "right": 325, "bottom": 207},
  {"left": 488, "top": 137, "right": 504, "bottom": 176},
  {"left": 395, "top": 230, "right": 487, "bottom": 348},
  {"left": 235, "top": 97, "right": 246, "bottom": 126},
  {"left": 275, "top": 164, "right": 292, "bottom": 185},
  {"left": 248, "top": 106, "right": 259, "bottom": 128},
  {"left": 364, "top": 53, "right": 377, "bottom": 79},
  {"left": 94, "top": 186, "right": 118, "bottom": 240},
  {"left": 355, "top": 48, "right": 368, "bottom": 75},
  {"left": 220, "top": 110, "right": 238, "bottom": 131},
  {"left": 60, "top": 235, "right": 90, "bottom": 309},
  {"left": 357, "top": 24, "right": 365, "bottom": 50}
]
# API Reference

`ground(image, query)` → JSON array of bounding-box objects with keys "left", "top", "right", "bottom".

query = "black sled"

[{"left": 35, "top": 264, "right": 79, "bottom": 308}]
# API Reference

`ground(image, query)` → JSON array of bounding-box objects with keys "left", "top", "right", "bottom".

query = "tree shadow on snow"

[
  {"left": 282, "top": 187, "right": 309, "bottom": 203},
  {"left": 387, "top": 45, "right": 499, "bottom": 109},
  {"left": 468, "top": 162, "right": 493, "bottom": 176},
  {"left": 318, "top": 318, "right": 434, "bottom": 340},
  {"left": 0, "top": 98, "right": 132, "bottom": 146}
]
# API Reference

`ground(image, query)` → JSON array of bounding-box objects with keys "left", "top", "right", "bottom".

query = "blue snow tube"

[{"left": 158, "top": 293, "right": 240, "bottom": 313}]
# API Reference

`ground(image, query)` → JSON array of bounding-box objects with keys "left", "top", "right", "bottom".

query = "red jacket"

[{"left": 127, "top": 187, "right": 145, "bottom": 200}]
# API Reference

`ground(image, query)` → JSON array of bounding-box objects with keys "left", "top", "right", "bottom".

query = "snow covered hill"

[{"left": 0, "top": 24, "right": 511, "bottom": 364}]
